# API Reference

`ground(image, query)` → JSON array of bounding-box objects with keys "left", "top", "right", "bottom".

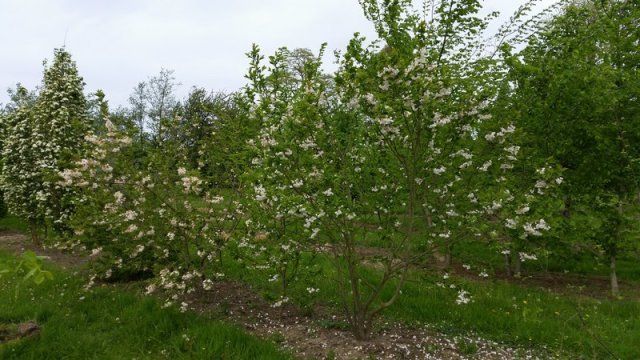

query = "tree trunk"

[
  {"left": 443, "top": 242, "right": 452, "bottom": 269},
  {"left": 351, "top": 313, "right": 370, "bottom": 341},
  {"left": 610, "top": 254, "right": 619, "bottom": 297},
  {"left": 29, "top": 220, "right": 40, "bottom": 246},
  {"left": 504, "top": 253, "right": 512, "bottom": 277},
  {"left": 513, "top": 253, "right": 522, "bottom": 278}
]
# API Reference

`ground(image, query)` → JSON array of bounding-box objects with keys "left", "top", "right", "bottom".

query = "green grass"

[
  {"left": 222, "top": 252, "right": 640, "bottom": 359},
  {"left": 451, "top": 238, "right": 640, "bottom": 282},
  {"left": 0, "top": 251, "right": 289, "bottom": 360},
  {"left": 3, "top": 211, "right": 639, "bottom": 358},
  {"left": 0, "top": 216, "right": 28, "bottom": 233}
]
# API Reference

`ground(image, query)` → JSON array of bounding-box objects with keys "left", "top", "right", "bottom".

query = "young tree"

[
  {"left": 31, "top": 48, "right": 90, "bottom": 234},
  {"left": 244, "top": 0, "right": 558, "bottom": 339}
]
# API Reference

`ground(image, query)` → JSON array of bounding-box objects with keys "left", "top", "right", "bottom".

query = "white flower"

[
  {"left": 254, "top": 184, "right": 267, "bottom": 201},
  {"left": 272, "top": 297, "right": 289, "bottom": 308},
  {"left": 322, "top": 188, "right": 333, "bottom": 196},
  {"left": 131, "top": 244, "right": 145, "bottom": 257},
  {"left": 90, "top": 247, "right": 103, "bottom": 257},
  {"left": 202, "top": 279, "right": 214, "bottom": 291},
  {"left": 433, "top": 166, "right": 446, "bottom": 175},
  {"left": 123, "top": 210, "right": 137, "bottom": 221},
  {"left": 180, "top": 302, "right": 189, "bottom": 312},
  {"left": 114, "top": 191, "right": 125, "bottom": 205},
  {"left": 519, "top": 252, "right": 538, "bottom": 262},
  {"left": 478, "top": 160, "right": 493, "bottom": 172},
  {"left": 177, "top": 167, "right": 187, "bottom": 175},
  {"left": 456, "top": 289, "right": 471, "bottom": 305},
  {"left": 485, "top": 132, "right": 496, "bottom": 141}
]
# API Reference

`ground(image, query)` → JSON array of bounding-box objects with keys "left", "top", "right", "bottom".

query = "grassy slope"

[{"left": 0, "top": 251, "right": 289, "bottom": 360}]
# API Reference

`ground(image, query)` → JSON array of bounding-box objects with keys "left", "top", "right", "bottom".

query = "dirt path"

[
  {"left": 0, "top": 231, "right": 88, "bottom": 270},
  {"left": 0, "top": 230, "right": 548, "bottom": 360}
]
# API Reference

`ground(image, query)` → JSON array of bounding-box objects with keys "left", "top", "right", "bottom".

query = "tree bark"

[
  {"left": 610, "top": 254, "right": 619, "bottom": 297},
  {"left": 29, "top": 220, "right": 40, "bottom": 246},
  {"left": 443, "top": 242, "right": 452, "bottom": 269},
  {"left": 513, "top": 253, "right": 522, "bottom": 278},
  {"left": 504, "top": 253, "right": 512, "bottom": 277}
]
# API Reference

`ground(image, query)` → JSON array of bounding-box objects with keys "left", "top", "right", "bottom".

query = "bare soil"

[{"left": 0, "top": 231, "right": 88, "bottom": 270}]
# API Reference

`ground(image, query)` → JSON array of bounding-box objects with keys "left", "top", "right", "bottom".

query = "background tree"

[
  {"left": 128, "top": 82, "right": 148, "bottom": 144},
  {"left": 0, "top": 85, "right": 41, "bottom": 241},
  {"left": 504, "top": 0, "right": 640, "bottom": 295},
  {"left": 87, "top": 89, "right": 109, "bottom": 135}
]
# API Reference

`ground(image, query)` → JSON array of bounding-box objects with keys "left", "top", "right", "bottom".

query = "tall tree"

[
  {"left": 147, "top": 68, "right": 179, "bottom": 143},
  {"left": 128, "top": 81, "right": 148, "bottom": 143},
  {"left": 32, "top": 48, "right": 90, "bottom": 234}
]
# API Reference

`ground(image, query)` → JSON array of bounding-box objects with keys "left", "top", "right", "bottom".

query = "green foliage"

[
  {"left": 503, "top": 0, "right": 640, "bottom": 292},
  {"left": 0, "top": 49, "right": 90, "bottom": 239},
  {"left": 0, "top": 251, "right": 53, "bottom": 300},
  {"left": 1, "top": 0, "right": 639, "bottom": 357}
]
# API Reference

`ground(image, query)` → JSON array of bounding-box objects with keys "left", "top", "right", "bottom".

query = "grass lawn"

[{"left": 0, "top": 251, "right": 289, "bottom": 360}]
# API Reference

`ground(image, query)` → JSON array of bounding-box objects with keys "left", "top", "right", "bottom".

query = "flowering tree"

[
  {"left": 61, "top": 119, "right": 240, "bottom": 307},
  {"left": 0, "top": 85, "right": 43, "bottom": 242},
  {"left": 31, "top": 48, "right": 90, "bottom": 234},
  {"left": 244, "top": 0, "right": 561, "bottom": 339},
  {"left": 239, "top": 45, "right": 328, "bottom": 300}
]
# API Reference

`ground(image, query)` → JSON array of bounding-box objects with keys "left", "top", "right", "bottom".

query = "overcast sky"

[{"left": 0, "top": 0, "right": 555, "bottom": 108}]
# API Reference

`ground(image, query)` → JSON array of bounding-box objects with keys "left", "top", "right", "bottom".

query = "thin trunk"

[
  {"left": 611, "top": 201, "right": 623, "bottom": 297},
  {"left": 504, "top": 253, "right": 512, "bottom": 277},
  {"left": 513, "top": 253, "right": 522, "bottom": 278},
  {"left": 610, "top": 254, "right": 619, "bottom": 297},
  {"left": 443, "top": 242, "right": 452, "bottom": 269},
  {"left": 29, "top": 220, "right": 40, "bottom": 246}
]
